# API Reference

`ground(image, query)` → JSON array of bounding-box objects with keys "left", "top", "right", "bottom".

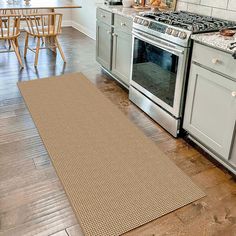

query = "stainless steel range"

[{"left": 129, "top": 11, "right": 236, "bottom": 137}]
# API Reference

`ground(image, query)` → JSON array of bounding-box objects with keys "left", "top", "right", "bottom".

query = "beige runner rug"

[{"left": 18, "top": 73, "right": 205, "bottom": 236}]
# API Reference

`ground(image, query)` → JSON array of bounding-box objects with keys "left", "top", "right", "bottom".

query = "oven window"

[{"left": 132, "top": 38, "right": 179, "bottom": 107}]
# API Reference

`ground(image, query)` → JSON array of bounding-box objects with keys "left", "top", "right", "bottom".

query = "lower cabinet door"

[
  {"left": 112, "top": 30, "right": 132, "bottom": 86},
  {"left": 96, "top": 21, "right": 112, "bottom": 70},
  {"left": 230, "top": 133, "right": 236, "bottom": 167},
  {"left": 183, "top": 64, "right": 236, "bottom": 160}
]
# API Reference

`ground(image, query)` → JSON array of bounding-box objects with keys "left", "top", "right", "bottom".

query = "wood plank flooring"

[{"left": 0, "top": 27, "right": 235, "bottom": 236}]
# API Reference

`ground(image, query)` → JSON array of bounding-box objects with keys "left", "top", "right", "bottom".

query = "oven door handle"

[{"left": 133, "top": 31, "right": 184, "bottom": 56}]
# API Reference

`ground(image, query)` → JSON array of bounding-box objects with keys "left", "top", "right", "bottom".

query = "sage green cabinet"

[
  {"left": 230, "top": 134, "right": 236, "bottom": 168},
  {"left": 111, "top": 29, "right": 132, "bottom": 86},
  {"left": 183, "top": 63, "right": 236, "bottom": 161},
  {"left": 96, "top": 21, "right": 112, "bottom": 71},
  {"left": 96, "top": 8, "right": 133, "bottom": 87}
]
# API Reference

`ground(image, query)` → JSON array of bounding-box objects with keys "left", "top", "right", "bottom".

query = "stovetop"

[
  {"left": 139, "top": 11, "right": 236, "bottom": 33},
  {"left": 133, "top": 11, "right": 236, "bottom": 47}
]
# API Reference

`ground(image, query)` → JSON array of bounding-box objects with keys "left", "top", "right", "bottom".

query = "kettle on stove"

[{"left": 104, "top": 0, "right": 123, "bottom": 5}]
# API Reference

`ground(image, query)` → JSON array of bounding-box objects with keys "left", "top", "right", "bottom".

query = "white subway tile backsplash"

[
  {"left": 200, "top": 0, "right": 228, "bottom": 9},
  {"left": 187, "top": 3, "right": 212, "bottom": 15},
  {"left": 228, "top": 0, "right": 236, "bottom": 11},
  {"left": 186, "top": 0, "right": 201, "bottom": 4},
  {"left": 176, "top": 1, "right": 188, "bottom": 11},
  {"left": 176, "top": 0, "right": 236, "bottom": 21},
  {"left": 212, "top": 8, "right": 236, "bottom": 21}
]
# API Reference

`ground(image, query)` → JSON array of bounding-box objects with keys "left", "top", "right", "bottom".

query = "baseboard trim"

[
  {"left": 62, "top": 20, "right": 73, "bottom": 27},
  {"left": 71, "top": 21, "right": 96, "bottom": 40}
]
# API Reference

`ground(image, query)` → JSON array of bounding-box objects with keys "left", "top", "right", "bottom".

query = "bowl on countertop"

[
  {"left": 220, "top": 29, "right": 236, "bottom": 37},
  {"left": 122, "top": 0, "right": 133, "bottom": 8}
]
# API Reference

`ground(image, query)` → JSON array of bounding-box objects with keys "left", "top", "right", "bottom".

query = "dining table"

[
  {"left": 0, "top": 0, "right": 82, "bottom": 53},
  {"left": 0, "top": 0, "right": 82, "bottom": 11}
]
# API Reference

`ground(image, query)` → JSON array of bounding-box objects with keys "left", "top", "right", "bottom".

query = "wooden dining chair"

[
  {"left": 24, "top": 13, "right": 66, "bottom": 67},
  {"left": 0, "top": 14, "right": 24, "bottom": 68},
  {"left": 0, "top": 9, "right": 12, "bottom": 47},
  {"left": 0, "top": 10, "right": 9, "bottom": 27},
  {"left": 10, "top": 9, "right": 39, "bottom": 16},
  {"left": 11, "top": 9, "right": 45, "bottom": 44}
]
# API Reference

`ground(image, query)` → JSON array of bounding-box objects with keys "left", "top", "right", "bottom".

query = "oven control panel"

[
  {"left": 133, "top": 16, "right": 191, "bottom": 47},
  {"left": 148, "top": 22, "right": 167, "bottom": 33}
]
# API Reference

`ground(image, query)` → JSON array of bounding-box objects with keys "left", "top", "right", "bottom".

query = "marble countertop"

[
  {"left": 191, "top": 32, "right": 236, "bottom": 54},
  {"left": 96, "top": 4, "right": 148, "bottom": 19}
]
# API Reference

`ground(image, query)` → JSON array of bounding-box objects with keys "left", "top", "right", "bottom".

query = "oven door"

[{"left": 130, "top": 30, "right": 188, "bottom": 118}]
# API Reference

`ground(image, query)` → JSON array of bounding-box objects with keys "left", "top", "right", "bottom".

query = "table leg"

[{"left": 45, "top": 8, "right": 57, "bottom": 54}]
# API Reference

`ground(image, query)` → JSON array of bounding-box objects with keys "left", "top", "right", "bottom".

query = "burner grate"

[{"left": 140, "top": 11, "right": 236, "bottom": 33}]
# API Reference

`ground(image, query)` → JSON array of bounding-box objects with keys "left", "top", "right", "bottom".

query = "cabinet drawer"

[
  {"left": 97, "top": 8, "right": 113, "bottom": 25},
  {"left": 192, "top": 43, "right": 236, "bottom": 80},
  {"left": 114, "top": 14, "right": 132, "bottom": 34}
]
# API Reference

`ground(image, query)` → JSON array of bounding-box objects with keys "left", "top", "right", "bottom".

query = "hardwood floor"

[{"left": 0, "top": 27, "right": 235, "bottom": 236}]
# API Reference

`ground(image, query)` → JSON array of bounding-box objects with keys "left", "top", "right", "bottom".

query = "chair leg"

[
  {"left": 3, "top": 21, "right": 11, "bottom": 49},
  {"left": 15, "top": 38, "right": 22, "bottom": 57},
  {"left": 55, "top": 36, "right": 66, "bottom": 63},
  {"left": 11, "top": 39, "right": 24, "bottom": 68},
  {"left": 24, "top": 33, "right": 29, "bottom": 58},
  {"left": 34, "top": 37, "right": 41, "bottom": 67},
  {"left": 8, "top": 40, "right": 11, "bottom": 49},
  {"left": 14, "top": 38, "right": 20, "bottom": 55},
  {"left": 15, "top": 38, "right": 19, "bottom": 48}
]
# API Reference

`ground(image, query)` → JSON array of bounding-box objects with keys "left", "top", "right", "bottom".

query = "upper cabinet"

[{"left": 184, "top": 42, "right": 236, "bottom": 173}]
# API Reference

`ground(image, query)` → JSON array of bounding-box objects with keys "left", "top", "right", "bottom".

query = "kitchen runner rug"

[{"left": 18, "top": 73, "right": 205, "bottom": 236}]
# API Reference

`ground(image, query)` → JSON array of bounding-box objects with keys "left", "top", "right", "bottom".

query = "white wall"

[
  {"left": 176, "top": 0, "right": 236, "bottom": 21},
  {"left": 56, "top": 9, "right": 73, "bottom": 27},
  {"left": 71, "top": 0, "right": 103, "bottom": 40}
]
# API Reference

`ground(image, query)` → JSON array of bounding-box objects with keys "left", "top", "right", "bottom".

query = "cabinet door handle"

[
  {"left": 121, "top": 22, "right": 126, "bottom": 26},
  {"left": 212, "top": 58, "right": 220, "bottom": 64},
  {"left": 232, "top": 91, "right": 236, "bottom": 97},
  {"left": 101, "top": 14, "right": 106, "bottom": 18}
]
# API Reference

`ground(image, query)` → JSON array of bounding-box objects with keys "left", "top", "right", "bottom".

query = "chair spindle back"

[
  {"left": 0, "top": 14, "right": 21, "bottom": 39},
  {"left": 11, "top": 9, "right": 38, "bottom": 17},
  {"left": 24, "top": 13, "right": 63, "bottom": 37}
]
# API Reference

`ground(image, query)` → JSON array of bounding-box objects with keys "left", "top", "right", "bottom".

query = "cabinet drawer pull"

[
  {"left": 212, "top": 58, "right": 220, "bottom": 64},
  {"left": 121, "top": 22, "right": 126, "bottom": 26},
  {"left": 232, "top": 91, "right": 236, "bottom": 97},
  {"left": 101, "top": 14, "right": 106, "bottom": 18}
]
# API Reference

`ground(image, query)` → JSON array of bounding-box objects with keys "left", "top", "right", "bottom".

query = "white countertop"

[{"left": 191, "top": 32, "right": 236, "bottom": 54}]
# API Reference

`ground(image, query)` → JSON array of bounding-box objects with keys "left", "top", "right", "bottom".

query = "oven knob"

[
  {"left": 143, "top": 20, "right": 149, "bottom": 26},
  {"left": 134, "top": 17, "right": 138, "bottom": 23},
  {"left": 137, "top": 18, "right": 143, "bottom": 24},
  {"left": 171, "top": 29, "right": 179, "bottom": 37},
  {"left": 179, "top": 32, "right": 187, "bottom": 39},
  {"left": 166, "top": 28, "right": 173, "bottom": 34}
]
